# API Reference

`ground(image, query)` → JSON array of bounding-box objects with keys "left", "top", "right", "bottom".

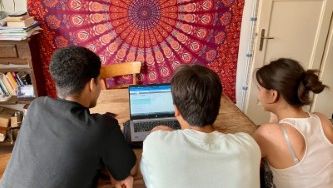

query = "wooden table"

[
  {"left": 91, "top": 89, "right": 256, "bottom": 134},
  {"left": 90, "top": 89, "right": 257, "bottom": 187}
]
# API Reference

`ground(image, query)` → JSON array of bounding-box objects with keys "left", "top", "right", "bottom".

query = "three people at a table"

[{"left": 1, "top": 46, "right": 332, "bottom": 188}]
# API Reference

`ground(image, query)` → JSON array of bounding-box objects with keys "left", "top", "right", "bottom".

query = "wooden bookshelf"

[
  {"left": 0, "top": 95, "right": 32, "bottom": 105},
  {"left": 0, "top": 34, "right": 44, "bottom": 103}
]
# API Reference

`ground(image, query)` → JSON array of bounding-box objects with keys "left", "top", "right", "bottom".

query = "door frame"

[{"left": 236, "top": 0, "right": 259, "bottom": 110}]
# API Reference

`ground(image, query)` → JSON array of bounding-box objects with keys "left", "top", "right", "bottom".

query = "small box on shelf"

[
  {"left": 0, "top": 127, "right": 6, "bottom": 142},
  {"left": 10, "top": 111, "right": 23, "bottom": 128},
  {"left": 0, "top": 106, "right": 23, "bottom": 143},
  {"left": 17, "top": 84, "right": 35, "bottom": 99},
  {"left": 0, "top": 106, "right": 13, "bottom": 128}
]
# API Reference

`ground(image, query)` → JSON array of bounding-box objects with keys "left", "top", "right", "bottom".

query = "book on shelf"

[
  {"left": 7, "top": 16, "right": 35, "bottom": 28},
  {"left": 0, "top": 79, "right": 9, "bottom": 96},
  {"left": 16, "top": 72, "right": 31, "bottom": 85},
  {"left": 0, "top": 25, "right": 41, "bottom": 34},
  {"left": 0, "top": 26, "right": 41, "bottom": 40},
  {"left": 0, "top": 86, "right": 3, "bottom": 96},
  {"left": 0, "top": 21, "right": 39, "bottom": 31},
  {"left": 0, "top": 73, "right": 15, "bottom": 95},
  {"left": 12, "top": 72, "right": 24, "bottom": 86},
  {"left": 5, "top": 72, "right": 18, "bottom": 91},
  {"left": 4, "top": 14, "right": 30, "bottom": 22}
]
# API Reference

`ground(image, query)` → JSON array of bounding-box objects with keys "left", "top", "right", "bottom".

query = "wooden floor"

[{"left": 0, "top": 142, "right": 13, "bottom": 179}]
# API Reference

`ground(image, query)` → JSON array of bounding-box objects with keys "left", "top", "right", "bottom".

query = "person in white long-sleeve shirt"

[{"left": 140, "top": 64, "right": 261, "bottom": 188}]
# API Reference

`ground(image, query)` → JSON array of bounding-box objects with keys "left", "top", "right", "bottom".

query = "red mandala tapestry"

[{"left": 28, "top": 0, "right": 244, "bottom": 101}]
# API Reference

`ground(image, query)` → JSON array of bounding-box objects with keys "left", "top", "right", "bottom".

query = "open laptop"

[{"left": 128, "top": 84, "right": 180, "bottom": 142}]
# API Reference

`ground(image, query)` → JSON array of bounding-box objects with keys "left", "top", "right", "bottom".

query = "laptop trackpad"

[{"left": 130, "top": 118, "right": 180, "bottom": 142}]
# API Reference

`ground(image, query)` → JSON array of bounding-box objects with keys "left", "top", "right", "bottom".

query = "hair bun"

[
  {"left": 297, "top": 70, "right": 326, "bottom": 105},
  {"left": 302, "top": 70, "right": 326, "bottom": 93}
]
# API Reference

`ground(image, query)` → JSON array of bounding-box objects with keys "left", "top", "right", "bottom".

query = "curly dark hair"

[{"left": 49, "top": 46, "right": 101, "bottom": 96}]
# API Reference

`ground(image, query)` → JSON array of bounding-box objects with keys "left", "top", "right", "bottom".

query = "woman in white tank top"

[{"left": 253, "top": 58, "right": 333, "bottom": 188}]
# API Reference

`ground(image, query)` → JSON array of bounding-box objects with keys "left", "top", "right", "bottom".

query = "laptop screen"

[{"left": 129, "top": 84, "right": 174, "bottom": 119}]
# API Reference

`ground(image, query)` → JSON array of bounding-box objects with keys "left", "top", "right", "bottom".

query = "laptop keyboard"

[{"left": 134, "top": 120, "right": 180, "bottom": 132}]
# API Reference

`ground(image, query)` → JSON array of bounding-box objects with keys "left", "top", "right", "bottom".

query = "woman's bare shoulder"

[
  {"left": 255, "top": 123, "right": 281, "bottom": 137},
  {"left": 254, "top": 123, "right": 282, "bottom": 156},
  {"left": 313, "top": 112, "right": 333, "bottom": 143}
]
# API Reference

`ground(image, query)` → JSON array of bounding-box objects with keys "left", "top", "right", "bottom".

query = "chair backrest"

[{"left": 100, "top": 61, "right": 142, "bottom": 89}]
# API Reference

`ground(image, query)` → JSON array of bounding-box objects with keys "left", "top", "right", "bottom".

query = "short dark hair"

[
  {"left": 256, "top": 58, "right": 327, "bottom": 107},
  {"left": 49, "top": 46, "right": 101, "bottom": 96},
  {"left": 171, "top": 64, "right": 222, "bottom": 127}
]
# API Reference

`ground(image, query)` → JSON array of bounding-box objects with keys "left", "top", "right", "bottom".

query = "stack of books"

[
  {"left": 0, "top": 72, "right": 34, "bottom": 101},
  {"left": 0, "top": 11, "right": 41, "bottom": 41}
]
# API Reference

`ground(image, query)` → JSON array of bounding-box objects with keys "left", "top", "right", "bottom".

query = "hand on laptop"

[
  {"left": 151, "top": 125, "right": 173, "bottom": 132},
  {"left": 105, "top": 112, "right": 117, "bottom": 118}
]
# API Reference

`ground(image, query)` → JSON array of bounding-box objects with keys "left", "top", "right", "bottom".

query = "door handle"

[{"left": 259, "top": 29, "right": 274, "bottom": 51}]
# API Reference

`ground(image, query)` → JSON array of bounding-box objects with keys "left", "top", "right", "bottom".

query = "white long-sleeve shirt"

[{"left": 141, "top": 129, "right": 261, "bottom": 188}]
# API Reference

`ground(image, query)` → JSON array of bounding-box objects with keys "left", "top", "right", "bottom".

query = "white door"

[
  {"left": 244, "top": 0, "right": 333, "bottom": 124},
  {"left": 312, "top": 20, "right": 333, "bottom": 119}
]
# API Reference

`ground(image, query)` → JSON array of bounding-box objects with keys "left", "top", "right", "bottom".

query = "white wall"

[
  {"left": 2, "top": 0, "right": 27, "bottom": 13},
  {"left": 236, "top": 0, "right": 258, "bottom": 110}
]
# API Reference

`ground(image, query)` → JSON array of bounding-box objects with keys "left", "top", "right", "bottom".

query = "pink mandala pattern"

[{"left": 28, "top": 0, "right": 244, "bottom": 101}]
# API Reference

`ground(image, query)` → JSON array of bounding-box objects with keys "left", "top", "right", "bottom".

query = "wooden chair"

[{"left": 100, "top": 61, "right": 142, "bottom": 89}]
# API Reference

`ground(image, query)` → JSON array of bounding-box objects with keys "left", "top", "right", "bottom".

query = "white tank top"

[{"left": 269, "top": 113, "right": 333, "bottom": 188}]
